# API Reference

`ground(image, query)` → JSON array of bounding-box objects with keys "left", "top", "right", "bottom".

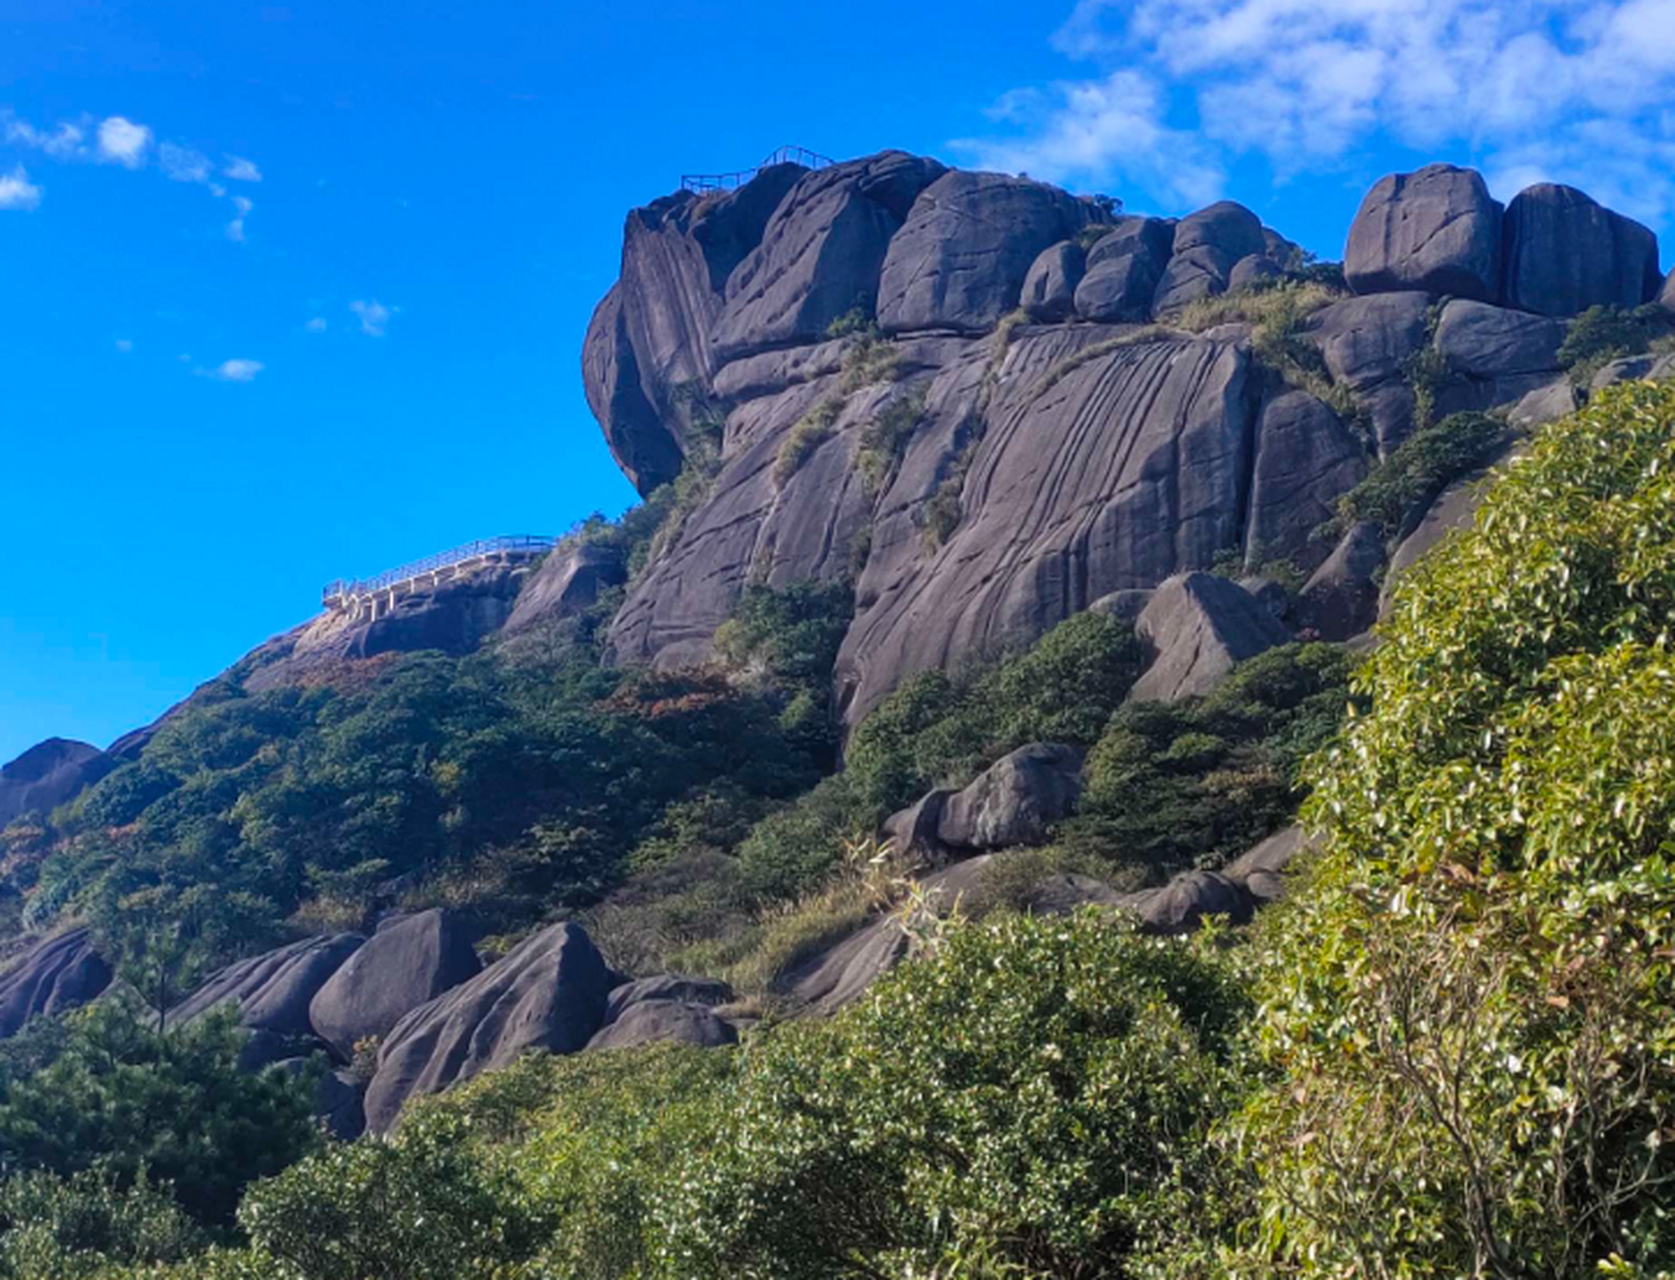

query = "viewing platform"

[
  {"left": 322, "top": 535, "right": 556, "bottom": 613},
  {"left": 681, "top": 145, "right": 835, "bottom": 194}
]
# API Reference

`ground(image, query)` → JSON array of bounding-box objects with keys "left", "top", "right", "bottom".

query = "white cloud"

[
  {"left": 159, "top": 142, "right": 211, "bottom": 184},
  {"left": 96, "top": 116, "right": 152, "bottom": 168},
  {"left": 225, "top": 217, "right": 246, "bottom": 243},
  {"left": 114, "top": 339, "right": 133, "bottom": 353},
  {"left": 349, "top": 299, "right": 392, "bottom": 337},
  {"left": 231, "top": 195, "right": 253, "bottom": 215},
  {"left": 4, "top": 116, "right": 85, "bottom": 158},
  {"left": 963, "top": 1, "right": 1675, "bottom": 226},
  {"left": 208, "top": 358, "right": 264, "bottom": 382},
  {"left": 305, "top": 317, "right": 328, "bottom": 332},
  {"left": 223, "top": 155, "right": 262, "bottom": 182},
  {"left": 0, "top": 165, "right": 42, "bottom": 211}
]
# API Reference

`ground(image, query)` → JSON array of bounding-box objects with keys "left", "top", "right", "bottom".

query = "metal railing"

[
  {"left": 322, "top": 535, "right": 556, "bottom": 609},
  {"left": 681, "top": 145, "right": 835, "bottom": 194}
]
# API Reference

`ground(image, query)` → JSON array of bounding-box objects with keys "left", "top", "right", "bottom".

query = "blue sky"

[{"left": 4, "top": 0, "right": 1673, "bottom": 764}]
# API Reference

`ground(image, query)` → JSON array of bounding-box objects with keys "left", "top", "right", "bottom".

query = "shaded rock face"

[
  {"left": 1129, "top": 574, "right": 1292, "bottom": 703},
  {"left": 0, "top": 739, "right": 114, "bottom": 826},
  {"left": 1021, "top": 240, "right": 1084, "bottom": 322},
  {"left": 882, "top": 788, "right": 952, "bottom": 858},
  {"left": 1295, "top": 521, "right": 1385, "bottom": 642},
  {"left": 1302, "top": 292, "right": 1430, "bottom": 455},
  {"left": 1118, "top": 871, "right": 1255, "bottom": 935},
  {"left": 170, "top": 934, "right": 364, "bottom": 1039},
  {"left": 1344, "top": 164, "right": 1502, "bottom": 301},
  {"left": 1243, "top": 391, "right": 1367, "bottom": 567},
  {"left": 877, "top": 170, "right": 1095, "bottom": 334},
  {"left": 1502, "top": 184, "right": 1662, "bottom": 317},
  {"left": 364, "top": 922, "right": 611, "bottom": 1133},
  {"left": 1384, "top": 434, "right": 1526, "bottom": 598},
  {"left": 0, "top": 929, "right": 112, "bottom": 1038},
  {"left": 937, "top": 743, "right": 1083, "bottom": 851},
  {"left": 587, "top": 999, "right": 738, "bottom": 1051},
  {"left": 502, "top": 541, "right": 627, "bottom": 637},
  {"left": 1173, "top": 201, "right": 1266, "bottom": 262},
  {"left": 603, "top": 974, "right": 735, "bottom": 1023},
  {"left": 1434, "top": 300, "right": 1565, "bottom": 413},
  {"left": 308, "top": 909, "right": 482, "bottom": 1058}
]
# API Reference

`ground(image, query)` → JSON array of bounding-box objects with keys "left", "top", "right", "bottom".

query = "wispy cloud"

[
  {"left": 305, "top": 317, "right": 328, "bottom": 333},
  {"left": 960, "top": 0, "right": 1675, "bottom": 227},
  {"left": 0, "top": 165, "right": 42, "bottom": 211},
  {"left": 159, "top": 142, "right": 212, "bottom": 184},
  {"left": 4, "top": 116, "right": 84, "bottom": 158},
  {"left": 205, "top": 358, "right": 265, "bottom": 382},
  {"left": 96, "top": 116, "right": 151, "bottom": 168},
  {"left": 223, "top": 156, "right": 261, "bottom": 182},
  {"left": 349, "top": 299, "right": 393, "bottom": 337}
]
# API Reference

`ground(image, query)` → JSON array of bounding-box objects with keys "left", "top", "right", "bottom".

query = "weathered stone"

[
  {"left": 877, "top": 170, "right": 1092, "bottom": 334},
  {"left": 1244, "top": 390, "right": 1368, "bottom": 567},
  {"left": 1502, "top": 184, "right": 1662, "bottom": 317},
  {"left": 502, "top": 541, "right": 627, "bottom": 637},
  {"left": 309, "top": 909, "right": 482, "bottom": 1058},
  {"left": 1020, "top": 872, "right": 1128, "bottom": 915},
  {"left": 1129, "top": 574, "right": 1291, "bottom": 703},
  {"left": 1225, "top": 825, "right": 1312, "bottom": 903},
  {"left": 881, "top": 788, "right": 952, "bottom": 858},
  {"left": 937, "top": 743, "right": 1083, "bottom": 851},
  {"left": 603, "top": 974, "right": 735, "bottom": 1024},
  {"left": 1434, "top": 299, "right": 1566, "bottom": 413},
  {"left": 1152, "top": 244, "right": 1232, "bottom": 314},
  {"left": 1384, "top": 435, "right": 1525, "bottom": 599},
  {"left": 586, "top": 999, "right": 738, "bottom": 1051},
  {"left": 1591, "top": 352, "right": 1675, "bottom": 390},
  {"left": 1510, "top": 379, "right": 1583, "bottom": 428},
  {"left": 781, "top": 916, "right": 908, "bottom": 1017},
  {"left": 1304, "top": 292, "right": 1432, "bottom": 391},
  {"left": 1228, "top": 253, "right": 1283, "bottom": 292},
  {"left": 1074, "top": 246, "right": 1164, "bottom": 322},
  {"left": 0, "top": 739, "right": 113, "bottom": 826},
  {"left": 170, "top": 934, "right": 364, "bottom": 1039},
  {"left": 1118, "top": 871, "right": 1255, "bottom": 935},
  {"left": 1659, "top": 268, "right": 1675, "bottom": 314},
  {"left": 1020, "top": 240, "right": 1084, "bottom": 322},
  {"left": 1344, "top": 164, "right": 1501, "bottom": 301},
  {"left": 1173, "top": 200, "right": 1266, "bottom": 261},
  {"left": 364, "top": 922, "right": 612, "bottom": 1133},
  {"left": 712, "top": 153, "right": 946, "bottom": 361},
  {"left": 1294, "top": 521, "right": 1384, "bottom": 642},
  {"left": 1088, "top": 217, "right": 1174, "bottom": 266},
  {"left": 0, "top": 929, "right": 111, "bottom": 1038}
]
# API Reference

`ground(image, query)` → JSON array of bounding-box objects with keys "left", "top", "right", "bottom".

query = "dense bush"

[
  {"left": 1329, "top": 409, "right": 1505, "bottom": 538},
  {"left": 0, "top": 1166, "right": 204, "bottom": 1279},
  {"left": 1557, "top": 303, "right": 1672, "bottom": 386},
  {"left": 1237, "top": 381, "right": 1675, "bottom": 1277},
  {"left": 1061, "top": 642, "right": 1354, "bottom": 878},
  {"left": 0, "top": 998, "right": 318, "bottom": 1226}
]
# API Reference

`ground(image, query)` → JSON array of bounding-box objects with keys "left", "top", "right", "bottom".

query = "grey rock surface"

[
  {"left": 1434, "top": 300, "right": 1566, "bottom": 414},
  {"left": 171, "top": 934, "right": 364, "bottom": 1039},
  {"left": 1344, "top": 164, "right": 1501, "bottom": 301},
  {"left": 937, "top": 743, "right": 1083, "bottom": 851},
  {"left": 1295, "top": 521, "right": 1385, "bottom": 642},
  {"left": 1502, "top": 183, "right": 1662, "bottom": 317},
  {"left": 1591, "top": 352, "right": 1675, "bottom": 389},
  {"left": 309, "top": 909, "right": 482, "bottom": 1058},
  {"left": 1384, "top": 434, "right": 1526, "bottom": 598},
  {"left": 878, "top": 170, "right": 1093, "bottom": 334},
  {"left": 881, "top": 787, "right": 952, "bottom": 858},
  {"left": 1118, "top": 871, "right": 1256, "bottom": 935},
  {"left": 364, "top": 922, "right": 612, "bottom": 1133},
  {"left": 1228, "top": 253, "right": 1283, "bottom": 292},
  {"left": 0, "top": 929, "right": 111, "bottom": 1039},
  {"left": 1225, "top": 825, "right": 1314, "bottom": 903},
  {"left": 1152, "top": 244, "right": 1232, "bottom": 314},
  {"left": 502, "top": 541, "right": 627, "bottom": 637},
  {"left": 1129, "top": 574, "right": 1292, "bottom": 703},
  {"left": 1510, "top": 378, "right": 1583, "bottom": 428},
  {"left": 603, "top": 974, "right": 735, "bottom": 1024},
  {"left": 1074, "top": 248, "right": 1164, "bottom": 322},
  {"left": 1021, "top": 240, "right": 1085, "bottom": 322},
  {"left": 1173, "top": 201, "right": 1266, "bottom": 261},
  {"left": 1243, "top": 390, "right": 1368, "bottom": 567},
  {"left": 586, "top": 999, "right": 738, "bottom": 1051},
  {"left": 0, "top": 739, "right": 114, "bottom": 826}
]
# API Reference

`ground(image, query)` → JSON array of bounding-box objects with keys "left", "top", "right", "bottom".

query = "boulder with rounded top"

[{"left": 1344, "top": 164, "right": 1501, "bottom": 301}]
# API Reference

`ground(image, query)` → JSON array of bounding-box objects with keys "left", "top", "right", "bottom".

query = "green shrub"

[
  {"left": 659, "top": 910, "right": 1249, "bottom": 1279},
  {"left": 0, "top": 1166, "right": 205, "bottom": 1279},
  {"left": 1236, "top": 381, "right": 1675, "bottom": 1277},
  {"left": 854, "top": 389, "right": 926, "bottom": 494},
  {"left": 1557, "top": 303, "right": 1671, "bottom": 387},
  {"left": 1328, "top": 409, "right": 1506, "bottom": 538}
]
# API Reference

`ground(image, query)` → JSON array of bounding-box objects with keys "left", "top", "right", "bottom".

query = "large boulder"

[
  {"left": 1020, "top": 240, "right": 1084, "bottom": 323},
  {"left": 0, "top": 929, "right": 111, "bottom": 1038},
  {"left": 1302, "top": 291, "right": 1431, "bottom": 455},
  {"left": 1433, "top": 299, "right": 1566, "bottom": 414},
  {"left": 876, "top": 170, "right": 1093, "bottom": 334},
  {"left": 501, "top": 540, "right": 627, "bottom": 638},
  {"left": 603, "top": 974, "right": 735, "bottom": 1024},
  {"left": 1225, "top": 825, "right": 1312, "bottom": 904},
  {"left": 170, "top": 934, "right": 364, "bottom": 1039},
  {"left": 936, "top": 743, "right": 1083, "bottom": 851},
  {"left": 1129, "top": 574, "right": 1292, "bottom": 703},
  {"left": 1294, "top": 521, "right": 1385, "bottom": 641},
  {"left": 1074, "top": 249, "right": 1165, "bottom": 322},
  {"left": 276, "top": 1056, "right": 367, "bottom": 1141},
  {"left": 1172, "top": 200, "right": 1266, "bottom": 262},
  {"left": 1152, "top": 244, "right": 1232, "bottom": 314},
  {"left": 308, "top": 909, "right": 481, "bottom": 1058},
  {"left": 1118, "top": 870, "right": 1256, "bottom": 935},
  {"left": 711, "top": 153, "right": 946, "bottom": 361},
  {"left": 0, "top": 739, "right": 114, "bottom": 826},
  {"left": 781, "top": 915, "right": 909, "bottom": 1018},
  {"left": 1344, "top": 164, "right": 1501, "bottom": 301},
  {"left": 1243, "top": 390, "right": 1368, "bottom": 566},
  {"left": 1502, "top": 184, "right": 1662, "bottom": 317},
  {"left": 881, "top": 788, "right": 952, "bottom": 858},
  {"left": 1591, "top": 352, "right": 1675, "bottom": 390},
  {"left": 1228, "top": 253, "right": 1283, "bottom": 292},
  {"left": 363, "top": 922, "right": 612, "bottom": 1133},
  {"left": 586, "top": 999, "right": 738, "bottom": 1051}
]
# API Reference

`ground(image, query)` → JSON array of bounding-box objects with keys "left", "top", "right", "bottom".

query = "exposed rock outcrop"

[
  {"left": 1243, "top": 390, "right": 1367, "bottom": 566},
  {"left": 587, "top": 999, "right": 738, "bottom": 1051},
  {"left": 1295, "top": 522, "right": 1384, "bottom": 641},
  {"left": 1344, "top": 164, "right": 1501, "bottom": 301},
  {"left": 1502, "top": 184, "right": 1662, "bottom": 317},
  {"left": 936, "top": 743, "right": 1083, "bottom": 851},
  {"left": 0, "top": 739, "right": 114, "bottom": 826},
  {"left": 1129, "top": 574, "right": 1291, "bottom": 703},
  {"left": 603, "top": 974, "right": 735, "bottom": 1022},
  {"left": 0, "top": 929, "right": 111, "bottom": 1038},
  {"left": 309, "top": 909, "right": 482, "bottom": 1058},
  {"left": 364, "top": 922, "right": 611, "bottom": 1132},
  {"left": 502, "top": 541, "right": 627, "bottom": 637},
  {"left": 171, "top": 934, "right": 364, "bottom": 1039},
  {"left": 1434, "top": 300, "right": 1565, "bottom": 414},
  {"left": 1021, "top": 241, "right": 1084, "bottom": 322}
]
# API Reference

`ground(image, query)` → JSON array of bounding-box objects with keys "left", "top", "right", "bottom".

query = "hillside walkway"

[
  {"left": 682, "top": 145, "right": 834, "bottom": 193},
  {"left": 322, "top": 535, "right": 555, "bottom": 611}
]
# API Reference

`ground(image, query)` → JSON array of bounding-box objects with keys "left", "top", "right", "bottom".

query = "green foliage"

[
  {"left": 824, "top": 305, "right": 876, "bottom": 341},
  {"left": 838, "top": 329, "right": 901, "bottom": 392},
  {"left": 1558, "top": 303, "right": 1671, "bottom": 387},
  {"left": 0, "top": 998, "right": 318, "bottom": 1226},
  {"left": 773, "top": 397, "right": 843, "bottom": 488},
  {"left": 854, "top": 389, "right": 926, "bottom": 495},
  {"left": 1062, "top": 642, "right": 1355, "bottom": 878},
  {"left": 1328, "top": 409, "right": 1505, "bottom": 539},
  {"left": 712, "top": 580, "right": 853, "bottom": 698},
  {"left": 660, "top": 910, "right": 1250, "bottom": 1279},
  {"left": 634, "top": 437, "right": 723, "bottom": 573},
  {"left": 1236, "top": 381, "right": 1675, "bottom": 1277},
  {"left": 0, "top": 1166, "right": 205, "bottom": 1279}
]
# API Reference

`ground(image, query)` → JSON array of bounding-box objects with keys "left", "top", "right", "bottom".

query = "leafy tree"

[
  {"left": 0, "top": 1166, "right": 204, "bottom": 1279},
  {"left": 0, "top": 998, "right": 318, "bottom": 1226}
]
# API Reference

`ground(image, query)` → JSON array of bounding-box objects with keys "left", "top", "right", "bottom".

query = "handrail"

[
  {"left": 322, "top": 535, "right": 556, "bottom": 608},
  {"left": 681, "top": 145, "right": 835, "bottom": 194}
]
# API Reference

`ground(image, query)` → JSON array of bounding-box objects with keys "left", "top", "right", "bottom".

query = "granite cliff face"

[{"left": 583, "top": 151, "right": 1669, "bottom": 724}]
